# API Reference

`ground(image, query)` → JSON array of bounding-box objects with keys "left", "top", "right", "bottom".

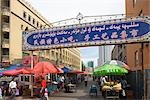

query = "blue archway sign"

[{"left": 22, "top": 17, "right": 150, "bottom": 50}]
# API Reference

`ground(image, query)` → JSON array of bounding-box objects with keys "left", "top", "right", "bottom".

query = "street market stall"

[
  {"left": 93, "top": 61, "right": 129, "bottom": 99},
  {"left": 32, "top": 61, "right": 60, "bottom": 96}
]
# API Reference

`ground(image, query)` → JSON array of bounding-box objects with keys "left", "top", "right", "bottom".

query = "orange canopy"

[
  {"left": 2, "top": 70, "right": 21, "bottom": 76},
  {"left": 33, "top": 61, "right": 59, "bottom": 75},
  {"left": 70, "top": 70, "right": 83, "bottom": 74},
  {"left": 17, "top": 67, "right": 33, "bottom": 74},
  {"left": 57, "top": 68, "right": 64, "bottom": 74},
  {"left": 2, "top": 67, "right": 32, "bottom": 76},
  {"left": 79, "top": 71, "right": 90, "bottom": 75}
]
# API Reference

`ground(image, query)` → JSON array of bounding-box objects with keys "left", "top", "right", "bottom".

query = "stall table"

[{"left": 67, "top": 84, "right": 77, "bottom": 92}]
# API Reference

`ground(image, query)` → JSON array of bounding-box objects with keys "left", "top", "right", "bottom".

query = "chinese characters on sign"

[{"left": 23, "top": 18, "right": 150, "bottom": 50}]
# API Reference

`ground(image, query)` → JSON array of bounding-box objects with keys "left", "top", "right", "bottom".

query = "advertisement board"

[{"left": 23, "top": 17, "right": 150, "bottom": 50}]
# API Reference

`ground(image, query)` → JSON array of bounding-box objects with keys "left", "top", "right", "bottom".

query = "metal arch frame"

[{"left": 51, "top": 13, "right": 126, "bottom": 26}]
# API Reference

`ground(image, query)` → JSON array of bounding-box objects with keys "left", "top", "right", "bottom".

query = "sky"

[{"left": 27, "top": 0, "right": 125, "bottom": 67}]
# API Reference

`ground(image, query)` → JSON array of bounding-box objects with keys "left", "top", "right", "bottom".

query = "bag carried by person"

[
  {"left": 122, "top": 89, "right": 126, "bottom": 96},
  {"left": 44, "top": 88, "right": 48, "bottom": 96},
  {"left": 15, "top": 88, "right": 19, "bottom": 96}
]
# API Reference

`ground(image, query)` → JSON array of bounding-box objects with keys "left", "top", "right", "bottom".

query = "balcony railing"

[
  {"left": 2, "top": 22, "right": 9, "bottom": 27},
  {"left": 2, "top": 22, "right": 10, "bottom": 32},
  {"left": 2, "top": 55, "right": 9, "bottom": 60},
  {"left": 2, "top": 39, "right": 9, "bottom": 48},
  {"left": 2, "top": 39, "right": 9, "bottom": 43},
  {"left": 1, "top": 6, "right": 10, "bottom": 16}
]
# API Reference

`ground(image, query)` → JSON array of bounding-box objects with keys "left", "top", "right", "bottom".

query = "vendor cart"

[
  {"left": 105, "top": 89, "right": 119, "bottom": 99},
  {"left": 101, "top": 82, "right": 122, "bottom": 99},
  {"left": 67, "top": 83, "right": 77, "bottom": 92},
  {"left": 89, "top": 85, "right": 97, "bottom": 96}
]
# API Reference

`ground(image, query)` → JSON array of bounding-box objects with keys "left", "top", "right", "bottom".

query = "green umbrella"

[{"left": 93, "top": 64, "right": 128, "bottom": 76}]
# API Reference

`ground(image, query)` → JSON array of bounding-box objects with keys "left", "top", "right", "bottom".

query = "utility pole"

[
  {"left": 30, "top": 50, "right": 34, "bottom": 97},
  {"left": 0, "top": 2, "right": 2, "bottom": 66},
  {"left": 103, "top": 46, "right": 106, "bottom": 63},
  {"left": 141, "top": 43, "right": 147, "bottom": 100}
]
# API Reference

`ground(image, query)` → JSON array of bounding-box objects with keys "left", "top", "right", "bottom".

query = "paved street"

[
  {"left": 50, "top": 78, "right": 104, "bottom": 100},
  {"left": 6, "top": 78, "right": 104, "bottom": 100}
]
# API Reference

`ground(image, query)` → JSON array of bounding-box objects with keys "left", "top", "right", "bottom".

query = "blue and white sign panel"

[{"left": 23, "top": 17, "right": 150, "bottom": 50}]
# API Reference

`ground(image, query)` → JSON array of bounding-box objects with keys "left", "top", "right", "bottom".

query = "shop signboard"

[{"left": 22, "top": 17, "right": 150, "bottom": 50}]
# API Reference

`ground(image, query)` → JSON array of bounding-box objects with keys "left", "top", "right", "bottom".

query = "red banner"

[{"left": 23, "top": 56, "right": 39, "bottom": 67}]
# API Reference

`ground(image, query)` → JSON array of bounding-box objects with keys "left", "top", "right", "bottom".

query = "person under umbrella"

[
  {"left": 9, "top": 78, "right": 17, "bottom": 100},
  {"left": 84, "top": 75, "right": 88, "bottom": 87}
]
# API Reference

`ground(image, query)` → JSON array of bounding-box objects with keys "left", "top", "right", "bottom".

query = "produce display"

[{"left": 102, "top": 82, "right": 122, "bottom": 91}]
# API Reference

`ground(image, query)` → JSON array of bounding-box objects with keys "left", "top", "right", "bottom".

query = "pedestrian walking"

[
  {"left": 60, "top": 76, "right": 65, "bottom": 89},
  {"left": 9, "top": 78, "right": 17, "bottom": 100},
  {"left": 84, "top": 75, "right": 88, "bottom": 87},
  {"left": 120, "top": 77, "right": 127, "bottom": 99},
  {"left": 40, "top": 77, "right": 47, "bottom": 100},
  {"left": 100, "top": 76, "right": 107, "bottom": 86}
]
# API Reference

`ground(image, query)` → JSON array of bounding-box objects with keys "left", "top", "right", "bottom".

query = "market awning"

[
  {"left": 61, "top": 66, "right": 72, "bottom": 73},
  {"left": 57, "top": 68, "right": 64, "bottom": 74},
  {"left": 2, "top": 67, "right": 32, "bottom": 76},
  {"left": 0, "top": 64, "right": 21, "bottom": 74},
  {"left": 69, "top": 70, "right": 83, "bottom": 74},
  {"left": 79, "top": 71, "right": 91, "bottom": 75},
  {"left": 33, "top": 61, "right": 59, "bottom": 75}
]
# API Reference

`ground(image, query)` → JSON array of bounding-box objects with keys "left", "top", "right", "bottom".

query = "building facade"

[
  {"left": 0, "top": 0, "right": 81, "bottom": 69},
  {"left": 112, "top": 0, "right": 150, "bottom": 99},
  {"left": 111, "top": 44, "right": 127, "bottom": 63},
  {"left": 98, "top": 45, "right": 114, "bottom": 66},
  {"left": 87, "top": 61, "right": 94, "bottom": 68}
]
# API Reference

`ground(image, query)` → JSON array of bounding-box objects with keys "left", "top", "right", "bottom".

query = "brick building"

[{"left": 112, "top": 0, "right": 150, "bottom": 99}]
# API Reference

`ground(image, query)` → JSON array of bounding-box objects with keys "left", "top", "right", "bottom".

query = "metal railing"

[
  {"left": 1, "top": 6, "right": 10, "bottom": 12},
  {"left": 2, "top": 39, "right": 9, "bottom": 48},
  {"left": 2, "top": 22, "right": 9, "bottom": 28},
  {"left": 52, "top": 13, "right": 126, "bottom": 27},
  {"left": 2, "top": 55, "right": 9, "bottom": 60},
  {"left": 2, "top": 39, "right": 9, "bottom": 44}
]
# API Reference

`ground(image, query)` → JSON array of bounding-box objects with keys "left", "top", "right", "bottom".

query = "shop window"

[
  {"left": 25, "top": 76, "right": 30, "bottom": 82},
  {"left": 21, "top": 76, "right": 24, "bottom": 81}
]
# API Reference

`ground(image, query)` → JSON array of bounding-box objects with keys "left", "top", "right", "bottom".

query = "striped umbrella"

[
  {"left": 105, "top": 60, "right": 130, "bottom": 70},
  {"left": 93, "top": 64, "right": 128, "bottom": 76}
]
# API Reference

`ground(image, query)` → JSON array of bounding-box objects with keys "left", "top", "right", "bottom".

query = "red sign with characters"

[{"left": 23, "top": 56, "right": 39, "bottom": 67}]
